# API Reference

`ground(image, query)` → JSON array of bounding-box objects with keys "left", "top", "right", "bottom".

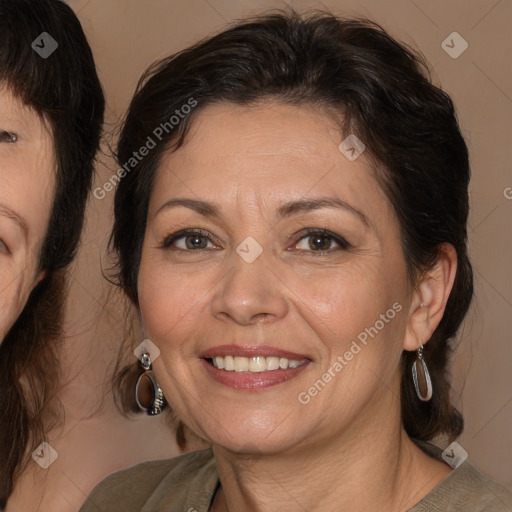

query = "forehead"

[
  {"left": 151, "top": 101, "right": 388, "bottom": 213},
  {"left": 176, "top": 101, "right": 341, "bottom": 163}
]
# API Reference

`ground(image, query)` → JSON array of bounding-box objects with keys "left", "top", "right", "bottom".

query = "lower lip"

[{"left": 201, "top": 359, "right": 310, "bottom": 390}]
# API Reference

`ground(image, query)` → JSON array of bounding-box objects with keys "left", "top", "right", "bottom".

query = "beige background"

[{"left": 46, "top": 0, "right": 511, "bottom": 507}]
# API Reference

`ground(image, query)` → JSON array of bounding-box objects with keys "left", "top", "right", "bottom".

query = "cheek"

[
  {"left": 286, "top": 258, "right": 409, "bottom": 388},
  {"left": 137, "top": 256, "right": 210, "bottom": 351},
  {"left": 293, "top": 272, "right": 407, "bottom": 406},
  {"left": 292, "top": 259, "right": 404, "bottom": 335}
]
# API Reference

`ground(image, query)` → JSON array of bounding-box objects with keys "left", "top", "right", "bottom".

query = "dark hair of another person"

[
  {"left": 0, "top": 0, "right": 104, "bottom": 507},
  {"left": 111, "top": 10, "right": 472, "bottom": 451}
]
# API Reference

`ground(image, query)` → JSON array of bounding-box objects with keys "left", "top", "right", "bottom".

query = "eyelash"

[
  {"left": 160, "top": 229, "right": 220, "bottom": 250},
  {"left": 160, "top": 228, "right": 350, "bottom": 253},
  {"left": 0, "top": 131, "right": 17, "bottom": 143},
  {"left": 293, "top": 228, "right": 351, "bottom": 253}
]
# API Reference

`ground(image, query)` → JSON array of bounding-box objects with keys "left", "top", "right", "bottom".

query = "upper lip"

[{"left": 201, "top": 344, "right": 310, "bottom": 360}]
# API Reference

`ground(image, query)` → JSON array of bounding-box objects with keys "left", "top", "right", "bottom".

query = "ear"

[{"left": 403, "top": 243, "right": 457, "bottom": 351}]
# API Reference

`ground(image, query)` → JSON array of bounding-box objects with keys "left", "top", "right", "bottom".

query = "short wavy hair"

[{"left": 112, "top": 9, "right": 472, "bottom": 450}]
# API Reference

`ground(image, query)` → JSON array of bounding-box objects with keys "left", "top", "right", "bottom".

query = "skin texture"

[
  {"left": 138, "top": 101, "right": 457, "bottom": 511},
  {"left": 0, "top": 86, "right": 54, "bottom": 342}
]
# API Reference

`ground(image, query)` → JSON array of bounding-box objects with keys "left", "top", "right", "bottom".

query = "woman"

[
  {"left": 0, "top": 0, "right": 104, "bottom": 508},
  {"left": 80, "top": 10, "right": 512, "bottom": 511}
]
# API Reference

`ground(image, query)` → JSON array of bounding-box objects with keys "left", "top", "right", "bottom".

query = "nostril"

[{"left": 254, "top": 313, "right": 269, "bottom": 324}]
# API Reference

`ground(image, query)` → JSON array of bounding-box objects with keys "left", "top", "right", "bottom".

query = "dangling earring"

[
  {"left": 135, "top": 352, "right": 166, "bottom": 415},
  {"left": 412, "top": 345, "right": 433, "bottom": 401}
]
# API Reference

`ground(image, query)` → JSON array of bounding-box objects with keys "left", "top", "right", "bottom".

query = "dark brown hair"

[
  {"left": 112, "top": 10, "right": 472, "bottom": 448},
  {"left": 0, "top": 0, "right": 104, "bottom": 507}
]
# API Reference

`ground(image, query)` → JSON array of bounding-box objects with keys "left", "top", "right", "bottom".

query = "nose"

[{"left": 210, "top": 250, "right": 289, "bottom": 326}]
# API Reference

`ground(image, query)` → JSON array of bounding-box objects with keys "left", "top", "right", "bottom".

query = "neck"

[{"left": 211, "top": 389, "right": 450, "bottom": 512}]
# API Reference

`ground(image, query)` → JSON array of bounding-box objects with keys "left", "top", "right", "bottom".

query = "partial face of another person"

[
  {"left": 138, "top": 102, "right": 420, "bottom": 454},
  {"left": 0, "top": 86, "right": 55, "bottom": 341}
]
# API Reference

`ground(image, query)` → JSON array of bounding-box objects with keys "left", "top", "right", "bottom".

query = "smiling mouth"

[{"left": 207, "top": 355, "right": 308, "bottom": 373}]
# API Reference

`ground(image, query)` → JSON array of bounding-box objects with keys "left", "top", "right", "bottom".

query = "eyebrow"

[
  {"left": 0, "top": 203, "right": 29, "bottom": 241},
  {"left": 156, "top": 198, "right": 220, "bottom": 218},
  {"left": 277, "top": 197, "right": 369, "bottom": 226},
  {"left": 155, "top": 196, "right": 369, "bottom": 226}
]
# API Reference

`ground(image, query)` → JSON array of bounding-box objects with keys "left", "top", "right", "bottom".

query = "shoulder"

[
  {"left": 411, "top": 460, "right": 512, "bottom": 511},
  {"left": 78, "top": 449, "right": 217, "bottom": 512}
]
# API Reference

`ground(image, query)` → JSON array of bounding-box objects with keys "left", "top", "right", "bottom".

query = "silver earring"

[
  {"left": 412, "top": 345, "right": 433, "bottom": 401},
  {"left": 135, "top": 352, "right": 166, "bottom": 415}
]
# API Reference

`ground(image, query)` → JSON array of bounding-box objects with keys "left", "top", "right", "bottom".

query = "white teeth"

[
  {"left": 234, "top": 356, "right": 249, "bottom": 372},
  {"left": 249, "top": 356, "right": 267, "bottom": 373},
  {"left": 210, "top": 355, "right": 306, "bottom": 372},
  {"left": 266, "top": 356, "right": 280, "bottom": 370},
  {"left": 224, "top": 355, "right": 234, "bottom": 371}
]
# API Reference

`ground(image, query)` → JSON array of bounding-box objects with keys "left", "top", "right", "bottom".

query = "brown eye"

[
  {"left": 297, "top": 233, "right": 336, "bottom": 251},
  {"left": 161, "top": 229, "right": 218, "bottom": 250},
  {"left": 184, "top": 233, "right": 209, "bottom": 249},
  {"left": 0, "top": 131, "right": 17, "bottom": 143},
  {"left": 294, "top": 229, "right": 350, "bottom": 253},
  {"left": 308, "top": 234, "right": 332, "bottom": 251}
]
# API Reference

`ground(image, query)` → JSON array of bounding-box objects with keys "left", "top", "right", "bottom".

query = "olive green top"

[{"left": 79, "top": 446, "right": 512, "bottom": 512}]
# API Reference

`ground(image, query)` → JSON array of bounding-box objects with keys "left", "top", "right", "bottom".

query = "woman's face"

[
  {"left": 0, "top": 87, "right": 55, "bottom": 342},
  {"left": 138, "top": 101, "right": 416, "bottom": 453}
]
